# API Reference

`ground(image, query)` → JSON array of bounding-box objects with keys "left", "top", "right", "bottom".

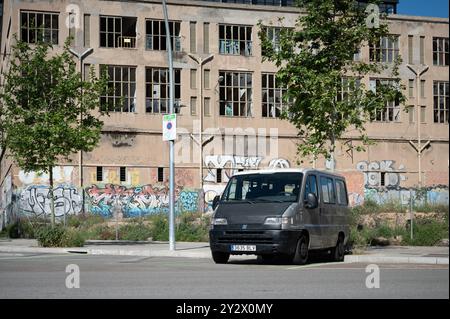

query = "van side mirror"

[
  {"left": 305, "top": 193, "right": 318, "bottom": 209},
  {"left": 212, "top": 195, "right": 221, "bottom": 210}
]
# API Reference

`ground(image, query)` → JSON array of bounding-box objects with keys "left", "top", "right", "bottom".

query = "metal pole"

[
  {"left": 416, "top": 72, "right": 421, "bottom": 187},
  {"left": 162, "top": 0, "right": 175, "bottom": 251},
  {"left": 410, "top": 189, "right": 413, "bottom": 240}
]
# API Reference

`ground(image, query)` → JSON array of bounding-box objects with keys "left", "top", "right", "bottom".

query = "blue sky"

[{"left": 397, "top": 0, "right": 449, "bottom": 18}]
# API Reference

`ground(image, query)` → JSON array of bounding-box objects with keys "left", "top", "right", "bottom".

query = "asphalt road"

[{"left": 0, "top": 252, "right": 448, "bottom": 299}]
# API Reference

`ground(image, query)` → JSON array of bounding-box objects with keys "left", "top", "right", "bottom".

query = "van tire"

[
  {"left": 292, "top": 236, "right": 309, "bottom": 265},
  {"left": 331, "top": 237, "right": 345, "bottom": 262},
  {"left": 212, "top": 251, "right": 230, "bottom": 264}
]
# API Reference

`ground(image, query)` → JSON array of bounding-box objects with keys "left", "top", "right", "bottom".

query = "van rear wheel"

[
  {"left": 331, "top": 237, "right": 345, "bottom": 262},
  {"left": 212, "top": 251, "right": 230, "bottom": 264},
  {"left": 292, "top": 236, "right": 309, "bottom": 265}
]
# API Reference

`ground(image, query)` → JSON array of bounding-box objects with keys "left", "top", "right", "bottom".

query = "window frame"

[
  {"left": 218, "top": 24, "right": 253, "bottom": 56},
  {"left": 145, "top": 19, "right": 181, "bottom": 52},
  {"left": 145, "top": 67, "right": 181, "bottom": 114},
  {"left": 433, "top": 37, "right": 449, "bottom": 66},
  {"left": 433, "top": 81, "right": 449, "bottom": 124},
  {"left": 369, "top": 35, "right": 399, "bottom": 63},
  {"left": 100, "top": 65, "right": 137, "bottom": 113},
  {"left": 20, "top": 10, "right": 59, "bottom": 45},
  {"left": 219, "top": 70, "right": 253, "bottom": 117}
]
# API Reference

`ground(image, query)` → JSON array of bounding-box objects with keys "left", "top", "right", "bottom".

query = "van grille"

[{"left": 218, "top": 231, "right": 273, "bottom": 244}]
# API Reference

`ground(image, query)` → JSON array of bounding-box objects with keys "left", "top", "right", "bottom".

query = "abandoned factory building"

[{"left": 0, "top": 0, "right": 448, "bottom": 222}]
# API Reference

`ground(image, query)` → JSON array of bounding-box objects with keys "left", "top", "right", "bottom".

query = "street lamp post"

[
  {"left": 69, "top": 47, "right": 93, "bottom": 215},
  {"left": 162, "top": 0, "right": 176, "bottom": 251},
  {"left": 187, "top": 54, "right": 214, "bottom": 195},
  {"left": 406, "top": 64, "right": 429, "bottom": 187}
]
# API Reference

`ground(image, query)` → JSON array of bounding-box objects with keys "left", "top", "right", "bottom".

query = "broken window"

[
  {"left": 219, "top": 71, "right": 253, "bottom": 117},
  {"left": 20, "top": 11, "right": 59, "bottom": 44},
  {"left": 370, "top": 78, "right": 401, "bottom": 122},
  {"left": 100, "top": 65, "right": 137, "bottom": 112},
  {"left": 100, "top": 15, "right": 137, "bottom": 48},
  {"left": 262, "top": 73, "right": 291, "bottom": 118},
  {"left": 219, "top": 24, "right": 252, "bottom": 56},
  {"left": 145, "top": 67, "right": 181, "bottom": 114},
  {"left": 145, "top": 20, "right": 181, "bottom": 52}
]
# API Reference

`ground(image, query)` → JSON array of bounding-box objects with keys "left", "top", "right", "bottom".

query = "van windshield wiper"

[{"left": 222, "top": 200, "right": 255, "bottom": 204}]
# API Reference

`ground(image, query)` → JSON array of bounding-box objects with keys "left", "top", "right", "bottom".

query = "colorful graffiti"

[
  {"left": 356, "top": 160, "right": 407, "bottom": 188},
  {"left": 19, "top": 185, "right": 82, "bottom": 217},
  {"left": 85, "top": 184, "right": 199, "bottom": 218}
]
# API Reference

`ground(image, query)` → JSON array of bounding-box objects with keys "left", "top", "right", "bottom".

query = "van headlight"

[
  {"left": 211, "top": 218, "right": 228, "bottom": 225},
  {"left": 264, "top": 217, "right": 290, "bottom": 225}
]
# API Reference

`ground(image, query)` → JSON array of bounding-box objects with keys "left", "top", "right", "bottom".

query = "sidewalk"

[{"left": 0, "top": 238, "right": 448, "bottom": 264}]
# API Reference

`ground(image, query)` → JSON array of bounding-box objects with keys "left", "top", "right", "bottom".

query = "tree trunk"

[{"left": 49, "top": 166, "right": 55, "bottom": 227}]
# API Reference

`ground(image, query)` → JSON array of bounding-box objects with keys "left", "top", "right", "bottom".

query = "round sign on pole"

[{"left": 163, "top": 114, "right": 177, "bottom": 141}]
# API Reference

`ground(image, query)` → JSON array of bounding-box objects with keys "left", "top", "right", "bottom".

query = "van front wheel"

[
  {"left": 292, "top": 236, "right": 309, "bottom": 265},
  {"left": 212, "top": 251, "right": 230, "bottom": 264}
]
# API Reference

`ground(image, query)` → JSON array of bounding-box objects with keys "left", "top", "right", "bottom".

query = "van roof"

[{"left": 232, "top": 168, "right": 345, "bottom": 178}]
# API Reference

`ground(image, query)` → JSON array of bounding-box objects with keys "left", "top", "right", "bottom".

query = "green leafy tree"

[
  {"left": 0, "top": 37, "right": 109, "bottom": 226},
  {"left": 259, "top": 0, "right": 406, "bottom": 162}
]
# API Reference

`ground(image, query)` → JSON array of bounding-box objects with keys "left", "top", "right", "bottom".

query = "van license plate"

[{"left": 231, "top": 245, "right": 256, "bottom": 252}]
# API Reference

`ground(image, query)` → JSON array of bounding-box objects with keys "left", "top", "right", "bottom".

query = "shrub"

[
  {"left": 36, "top": 226, "right": 66, "bottom": 247},
  {"left": 403, "top": 218, "right": 449, "bottom": 246},
  {"left": 86, "top": 225, "right": 116, "bottom": 240},
  {"left": 61, "top": 228, "right": 85, "bottom": 247},
  {"left": 6, "top": 222, "right": 20, "bottom": 239},
  {"left": 119, "top": 223, "right": 152, "bottom": 241},
  {"left": 150, "top": 214, "right": 169, "bottom": 241},
  {"left": 17, "top": 219, "right": 37, "bottom": 239}
]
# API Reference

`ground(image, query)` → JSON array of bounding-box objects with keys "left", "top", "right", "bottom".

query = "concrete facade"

[{"left": 0, "top": 0, "right": 448, "bottom": 222}]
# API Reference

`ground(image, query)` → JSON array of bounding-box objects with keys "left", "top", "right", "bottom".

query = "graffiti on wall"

[
  {"left": 356, "top": 160, "right": 407, "bottom": 188},
  {"left": 204, "top": 155, "right": 262, "bottom": 183},
  {"left": 85, "top": 184, "right": 199, "bottom": 218},
  {"left": 363, "top": 186, "right": 449, "bottom": 206},
  {"left": 19, "top": 185, "right": 82, "bottom": 217}
]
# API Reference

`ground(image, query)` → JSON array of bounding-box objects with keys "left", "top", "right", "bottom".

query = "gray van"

[{"left": 209, "top": 169, "right": 350, "bottom": 264}]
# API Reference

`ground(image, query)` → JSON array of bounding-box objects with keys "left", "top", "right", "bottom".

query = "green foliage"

[
  {"left": 349, "top": 202, "right": 449, "bottom": 248},
  {"left": 176, "top": 213, "right": 211, "bottom": 242},
  {"left": 119, "top": 223, "right": 152, "bottom": 241},
  {"left": 0, "top": 36, "right": 109, "bottom": 226},
  {"left": 36, "top": 226, "right": 66, "bottom": 247},
  {"left": 61, "top": 228, "right": 85, "bottom": 247},
  {"left": 258, "top": 0, "right": 406, "bottom": 160},
  {"left": 149, "top": 214, "right": 170, "bottom": 241},
  {"left": 6, "top": 222, "right": 20, "bottom": 239},
  {"left": 403, "top": 219, "right": 449, "bottom": 246}
]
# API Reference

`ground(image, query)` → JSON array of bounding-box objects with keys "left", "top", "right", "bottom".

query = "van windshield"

[{"left": 221, "top": 172, "right": 303, "bottom": 203}]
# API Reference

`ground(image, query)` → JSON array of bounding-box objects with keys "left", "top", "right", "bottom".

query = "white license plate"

[{"left": 231, "top": 245, "right": 256, "bottom": 252}]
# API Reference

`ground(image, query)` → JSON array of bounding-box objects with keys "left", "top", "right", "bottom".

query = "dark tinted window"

[{"left": 222, "top": 173, "right": 302, "bottom": 203}]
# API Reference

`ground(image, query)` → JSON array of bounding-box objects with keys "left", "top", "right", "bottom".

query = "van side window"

[
  {"left": 335, "top": 179, "right": 348, "bottom": 205},
  {"left": 320, "top": 176, "right": 336, "bottom": 204},
  {"left": 304, "top": 175, "right": 318, "bottom": 200}
]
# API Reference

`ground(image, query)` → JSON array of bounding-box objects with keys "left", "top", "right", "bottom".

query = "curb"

[
  {"left": 1, "top": 246, "right": 448, "bottom": 264},
  {"left": 344, "top": 255, "right": 449, "bottom": 265}
]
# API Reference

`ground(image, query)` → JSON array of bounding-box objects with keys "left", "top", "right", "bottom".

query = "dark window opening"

[
  {"left": 145, "top": 67, "right": 181, "bottom": 113},
  {"left": 216, "top": 169, "right": 223, "bottom": 183},
  {"left": 96, "top": 167, "right": 103, "bottom": 182},
  {"left": 158, "top": 167, "right": 164, "bottom": 182},
  {"left": 100, "top": 15, "right": 137, "bottom": 48},
  {"left": 145, "top": 19, "right": 181, "bottom": 51},
  {"left": 100, "top": 65, "right": 136, "bottom": 112},
  {"left": 20, "top": 11, "right": 59, "bottom": 44},
  {"left": 120, "top": 167, "right": 126, "bottom": 182},
  {"left": 380, "top": 172, "right": 386, "bottom": 187}
]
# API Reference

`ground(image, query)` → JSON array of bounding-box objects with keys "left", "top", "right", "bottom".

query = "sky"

[{"left": 397, "top": 0, "right": 449, "bottom": 18}]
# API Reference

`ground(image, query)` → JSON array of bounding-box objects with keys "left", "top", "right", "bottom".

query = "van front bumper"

[{"left": 209, "top": 229, "right": 301, "bottom": 255}]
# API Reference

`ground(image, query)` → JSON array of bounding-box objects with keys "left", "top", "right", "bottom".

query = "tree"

[
  {"left": 258, "top": 0, "right": 406, "bottom": 163},
  {"left": 0, "top": 37, "right": 108, "bottom": 226}
]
